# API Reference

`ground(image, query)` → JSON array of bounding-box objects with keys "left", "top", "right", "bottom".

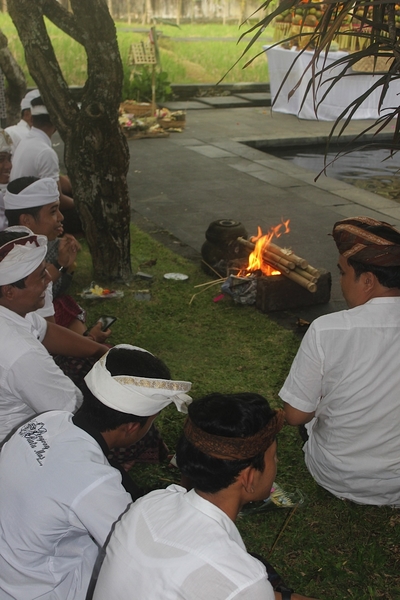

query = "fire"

[{"left": 240, "top": 219, "right": 290, "bottom": 277}]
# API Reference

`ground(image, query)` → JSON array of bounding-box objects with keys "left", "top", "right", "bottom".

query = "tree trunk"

[
  {"left": 0, "top": 28, "right": 26, "bottom": 125},
  {"left": 8, "top": 0, "right": 132, "bottom": 281}
]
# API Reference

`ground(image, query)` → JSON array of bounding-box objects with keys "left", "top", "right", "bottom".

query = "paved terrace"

[
  {"left": 56, "top": 96, "right": 400, "bottom": 322},
  {"left": 125, "top": 98, "right": 400, "bottom": 320}
]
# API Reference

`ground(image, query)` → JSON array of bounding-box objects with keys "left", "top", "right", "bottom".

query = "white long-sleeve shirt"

[{"left": 0, "top": 305, "right": 81, "bottom": 442}]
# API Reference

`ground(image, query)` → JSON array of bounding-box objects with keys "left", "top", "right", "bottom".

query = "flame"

[{"left": 239, "top": 219, "right": 290, "bottom": 277}]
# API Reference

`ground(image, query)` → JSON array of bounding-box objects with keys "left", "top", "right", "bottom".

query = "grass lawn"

[
  {"left": 0, "top": 14, "right": 271, "bottom": 86},
  {"left": 70, "top": 224, "right": 400, "bottom": 600}
]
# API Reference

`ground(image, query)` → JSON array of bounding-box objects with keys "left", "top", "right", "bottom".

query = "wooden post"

[{"left": 151, "top": 63, "right": 156, "bottom": 115}]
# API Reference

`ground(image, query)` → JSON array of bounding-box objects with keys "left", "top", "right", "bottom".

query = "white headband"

[
  {"left": 20, "top": 89, "right": 40, "bottom": 111},
  {"left": 0, "top": 130, "right": 12, "bottom": 154},
  {"left": 84, "top": 344, "right": 193, "bottom": 416},
  {"left": 4, "top": 177, "right": 59, "bottom": 210},
  {"left": 31, "top": 104, "right": 49, "bottom": 116},
  {"left": 0, "top": 226, "right": 47, "bottom": 286}
]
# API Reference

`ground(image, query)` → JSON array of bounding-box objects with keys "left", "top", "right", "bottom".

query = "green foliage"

[
  {"left": 0, "top": 13, "right": 271, "bottom": 86},
  {"left": 122, "top": 65, "right": 172, "bottom": 102},
  {"left": 70, "top": 225, "right": 400, "bottom": 600}
]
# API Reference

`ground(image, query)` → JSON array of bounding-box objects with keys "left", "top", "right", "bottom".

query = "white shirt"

[
  {"left": 10, "top": 127, "right": 59, "bottom": 182},
  {"left": 0, "top": 411, "right": 132, "bottom": 600},
  {"left": 0, "top": 183, "right": 7, "bottom": 231},
  {"left": 35, "top": 282, "right": 55, "bottom": 319},
  {"left": 280, "top": 297, "right": 400, "bottom": 506},
  {"left": 94, "top": 485, "right": 275, "bottom": 600},
  {"left": 0, "top": 306, "right": 81, "bottom": 442},
  {"left": 5, "top": 119, "right": 30, "bottom": 152}
]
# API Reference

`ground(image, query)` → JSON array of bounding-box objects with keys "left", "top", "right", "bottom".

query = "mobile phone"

[{"left": 98, "top": 315, "right": 117, "bottom": 331}]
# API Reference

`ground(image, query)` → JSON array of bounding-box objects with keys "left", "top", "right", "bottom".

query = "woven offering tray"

[
  {"left": 352, "top": 55, "right": 391, "bottom": 73},
  {"left": 81, "top": 284, "right": 124, "bottom": 299},
  {"left": 120, "top": 101, "right": 153, "bottom": 117}
]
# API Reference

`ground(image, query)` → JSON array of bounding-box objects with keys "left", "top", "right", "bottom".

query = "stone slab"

[
  {"left": 161, "top": 101, "right": 212, "bottom": 110},
  {"left": 188, "top": 145, "right": 236, "bottom": 158},
  {"left": 196, "top": 96, "right": 252, "bottom": 108},
  {"left": 233, "top": 92, "right": 272, "bottom": 106}
]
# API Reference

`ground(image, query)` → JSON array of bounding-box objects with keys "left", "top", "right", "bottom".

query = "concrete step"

[{"left": 170, "top": 82, "right": 270, "bottom": 100}]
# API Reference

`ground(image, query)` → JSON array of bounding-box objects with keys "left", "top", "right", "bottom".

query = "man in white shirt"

[
  {"left": 4, "top": 176, "right": 108, "bottom": 342},
  {"left": 9, "top": 95, "right": 80, "bottom": 232},
  {"left": 0, "top": 343, "right": 193, "bottom": 600},
  {"left": 94, "top": 393, "right": 315, "bottom": 600},
  {"left": 0, "top": 227, "right": 108, "bottom": 442},
  {"left": 5, "top": 89, "right": 38, "bottom": 151},
  {"left": 280, "top": 216, "right": 400, "bottom": 506}
]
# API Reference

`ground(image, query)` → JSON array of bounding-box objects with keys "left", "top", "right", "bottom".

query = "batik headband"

[
  {"left": 333, "top": 217, "right": 400, "bottom": 266},
  {"left": 183, "top": 408, "right": 285, "bottom": 460}
]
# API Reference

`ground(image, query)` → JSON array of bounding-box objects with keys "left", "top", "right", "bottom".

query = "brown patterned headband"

[
  {"left": 183, "top": 409, "right": 285, "bottom": 460},
  {"left": 332, "top": 217, "right": 400, "bottom": 266}
]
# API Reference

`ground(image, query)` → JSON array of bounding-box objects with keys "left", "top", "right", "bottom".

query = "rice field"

[{"left": 0, "top": 13, "right": 272, "bottom": 86}]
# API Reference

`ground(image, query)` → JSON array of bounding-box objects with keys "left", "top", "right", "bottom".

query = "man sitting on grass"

[
  {"left": 5, "top": 176, "right": 108, "bottom": 342},
  {"left": 0, "top": 344, "right": 192, "bottom": 600},
  {"left": 93, "top": 392, "right": 316, "bottom": 600},
  {"left": 0, "top": 227, "right": 108, "bottom": 443},
  {"left": 280, "top": 216, "right": 400, "bottom": 506}
]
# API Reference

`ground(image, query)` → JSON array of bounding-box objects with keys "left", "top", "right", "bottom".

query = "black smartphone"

[{"left": 98, "top": 315, "right": 117, "bottom": 331}]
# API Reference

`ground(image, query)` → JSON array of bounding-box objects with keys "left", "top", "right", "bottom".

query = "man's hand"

[
  {"left": 57, "top": 234, "right": 80, "bottom": 269},
  {"left": 43, "top": 321, "right": 109, "bottom": 360},
  {"left": 87, "top": 322, "right": 112, "bottom": 344}
]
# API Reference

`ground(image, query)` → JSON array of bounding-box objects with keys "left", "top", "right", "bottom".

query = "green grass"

[
  {"left": 69, "top": 224, "right": 400, "bottom": 600},
  {"left": 0, "top": 13, "right": 271, "bottom": 86}
]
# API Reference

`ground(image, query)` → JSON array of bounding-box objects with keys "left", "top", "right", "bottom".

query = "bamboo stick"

[
  {"left": 263, "top": 250, "right": 295, "bottom": 271},
  {"left": 285, "top": 270, "right": 317, "bottom": 292},
  {"left": 294, "top": 267, "right": 318, "bottom": 283},
  {"left": 236, "top": 237, "right": 296, "bottom": 270},
  {"left": 305, "top": 264, "right": 320, "bottom": 278},
  {"left": 237, "top": 237, "right": 256, "bottom": 251},
  {"left": 263, "top": 257, "right": 290, "bottom": 275},
  {"left": 268, "top": 504, "right": 299, "bottom": 559},
  {"left": 236, "top": 237, "right": 317, "bottom": 292},
  {"left": 268, "top": 242, "right": 308, "bottom": 269},
  {"left": 262, "top": 257, "right": 316, "bottom": 291},
  {"left": 201, "top": 259, "right": 225, "bottom": 279}
]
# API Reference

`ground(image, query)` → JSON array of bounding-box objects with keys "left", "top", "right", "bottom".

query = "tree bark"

[
  {"left": 8, "top": 0, "right": 132, "bottom": 282},
  {"left": 0, "top": 28, "right": 26, "bottom": 125}
]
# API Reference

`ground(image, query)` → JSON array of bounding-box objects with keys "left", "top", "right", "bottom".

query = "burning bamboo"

[
  {"left": 268, "top": 242, "right": 308, "bottom": 270},
  {"left": 237, "top": 237, "right": 296, "bottom": 270},
  {"left": 236, "top": 237, "right": 319, "bottom": 293}
]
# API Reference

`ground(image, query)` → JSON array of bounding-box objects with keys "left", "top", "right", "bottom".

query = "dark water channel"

[{"left": 265, "top": 145, "right": 400, "bottom": 202}]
